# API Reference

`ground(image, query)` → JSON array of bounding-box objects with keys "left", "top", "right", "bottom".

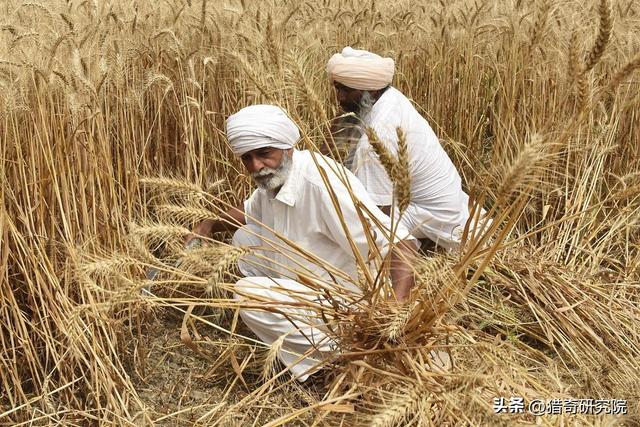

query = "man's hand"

[
  {"left": 185, "top": 219, "right": 214, "bottom": 245},
  {"left": 184, "top": 204, "right": 247, "bottom": 246}
]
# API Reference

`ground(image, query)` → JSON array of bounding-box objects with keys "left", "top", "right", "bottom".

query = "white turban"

[
  {"left": 226, "top": 105, "right": 300, "bottom": 156},
  {"left": 326, "top": 47, "right": 395, "bottom": 91}
]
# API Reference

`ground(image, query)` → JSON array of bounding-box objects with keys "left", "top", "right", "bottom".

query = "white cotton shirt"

[
  {"left": 243, "top": 149, "right": 414, "bottom": 293},
  {"left": 350, "top": 86, "right": 470, "bottom": 249}
]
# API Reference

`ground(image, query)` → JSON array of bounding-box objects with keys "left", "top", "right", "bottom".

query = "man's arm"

[
  {"left": 375, "top": 206, "right": 417, "bottom": 302},
  {"left": 185, "top": 203, "right": 246, "bottom": 244},
  {"left": 389, "top": 239, "right": 417, "bottom": 303},
  {"left": 315, "top": 180, "right": 417, "bottom": 303}
]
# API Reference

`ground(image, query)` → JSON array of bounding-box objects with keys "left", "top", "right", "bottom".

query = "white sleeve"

[
  {"left": 315, "top": 181, "right": 374, "bottom": 260},
  {"left": 315, "top": 176, "right": 416, "bottom": 261},
  {"left": 243, "top": 189, "right": 262, "bottom": 226}
]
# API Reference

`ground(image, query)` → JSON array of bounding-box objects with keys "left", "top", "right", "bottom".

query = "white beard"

[
  {"left": 357, "top": 90, "right": 376, "bottom": 122},
  {"left": 251, "top": 152, "right": 293, "bottom": 191}
]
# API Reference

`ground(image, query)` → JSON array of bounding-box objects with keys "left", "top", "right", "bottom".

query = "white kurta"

[
  {"left": 350, "top": 87, "right": 471, "bottom": 249},
  {"left": 232, "top": 149, "right": 414, "bottom": 381}
]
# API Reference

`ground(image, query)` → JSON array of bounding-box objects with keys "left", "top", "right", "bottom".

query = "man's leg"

[
  {"left": 231, "top": 224, "right": 274, "bottom": 277},
  {"left": 234, "top": 276, "right": 336, "bottom": 381}
]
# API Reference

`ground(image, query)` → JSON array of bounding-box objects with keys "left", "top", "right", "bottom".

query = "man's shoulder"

[
  {"left": 368, "top": 87, "right": 410, "bottom": 125},
  {"left": 378, "top": 86, "right": 410, "bottom": 105},
  {"left": 370, "top": 87, "right": 431, "bottom": 137}
]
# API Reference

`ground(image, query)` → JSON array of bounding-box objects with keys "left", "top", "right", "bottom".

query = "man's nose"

[{"left": 245, "top": 156, "right": 265, "bottom": 173}]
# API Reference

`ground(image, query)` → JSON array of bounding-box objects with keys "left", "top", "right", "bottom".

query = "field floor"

[
  {"left": 131, "top": 310, "right": 231, "bottom": 425},
  {"left": 129, "top": 305, "right": 323, "bottom": 426}
]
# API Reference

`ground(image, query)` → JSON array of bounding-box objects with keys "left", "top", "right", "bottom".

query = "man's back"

[{"left": 351, "top": 87, "right": 470, "bottom": 247}]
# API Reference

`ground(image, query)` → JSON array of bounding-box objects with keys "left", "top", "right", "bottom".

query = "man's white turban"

[
  {"left": 326, "top": 47, "right": 395, "bottom": 91},
  {"left": 226, "top": 105, "right": 300, "bottom": 156}
]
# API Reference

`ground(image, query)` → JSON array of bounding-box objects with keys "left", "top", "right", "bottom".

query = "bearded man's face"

[{"left": 240, "top": 147, "right": 293, "bottom": 191}]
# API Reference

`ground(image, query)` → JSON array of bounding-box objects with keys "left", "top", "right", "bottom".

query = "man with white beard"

[
  {"left": 326, "top": 47, "right": 474, "bottom": 251},
  {"left": 186, "top": 104, "right": 419, "bottom": 381}
]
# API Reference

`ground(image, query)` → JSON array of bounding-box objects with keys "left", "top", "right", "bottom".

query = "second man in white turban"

[{"left": 327, "top": 47, "right": 474, "bottom": 251}]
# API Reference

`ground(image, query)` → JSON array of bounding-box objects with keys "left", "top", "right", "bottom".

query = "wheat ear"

[
  {"left": 261, "top": 333, "right": 287, "bottom": 381},
  {"left": 370, "top": 385, "right": 422, "bottom": 427},
  {"left": 607, "top": 53, "right": 640, "bottom": 93},
  {"left": 393, "top": 128, "right": 411, "bottom": 213},
  {"left": 496, "top": 135, "right": 545, "bottom": 202},
  {"left": 366, "top": 127, "right": 398, "bottom": 179},
  {"left": 584, "top": 0, "right": 612, "bottom": 73}
]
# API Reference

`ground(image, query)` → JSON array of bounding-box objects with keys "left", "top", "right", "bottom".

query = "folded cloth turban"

[
  {"left": 226, "top": 105, "right": 300, "bottom": 156},
  {"left": 326, "top": 47, "right": 395, "bottom": 91}
]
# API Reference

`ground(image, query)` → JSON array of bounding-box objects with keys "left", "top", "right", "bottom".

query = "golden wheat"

[
  {"left": 584, "top": 0, "right": 613, "bottom": 73},
  {"left": 393, "top": 127, "right": 411, "bottom": 214}
]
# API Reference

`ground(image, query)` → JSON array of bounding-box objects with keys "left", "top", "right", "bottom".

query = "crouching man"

[
  {"left": 186, "top": 105, "right": 418, "bottom": 381},
  {"left": 326, "top": 47, "right": 474, "bottom": 251}
]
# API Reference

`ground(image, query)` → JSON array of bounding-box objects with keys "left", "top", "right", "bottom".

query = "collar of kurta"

[
  {"left": 264, "top": 149, "right": 302, "bottom": 207},
  {"left": 364, "top": 85, "right": 396, "bottom": 124}
]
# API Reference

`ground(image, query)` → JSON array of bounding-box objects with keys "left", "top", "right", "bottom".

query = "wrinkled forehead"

[
  {"left": 240, "top": 145, "right": 289, "bottom": 158},
  {"left": 245, "top": 145, "right": 276, "bottom": 153}
]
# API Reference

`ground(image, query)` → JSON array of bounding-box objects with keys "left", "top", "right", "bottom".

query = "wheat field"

[{"left": 1, "top": 0, "right": 639, "bottom": 425}]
